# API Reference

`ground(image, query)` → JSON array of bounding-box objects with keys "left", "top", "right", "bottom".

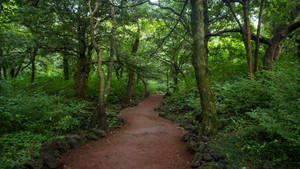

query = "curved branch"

[{"left": 206, "top": 28, "right": 270, "bottom": 44}]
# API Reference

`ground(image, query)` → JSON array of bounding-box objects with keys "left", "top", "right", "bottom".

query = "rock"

[
  {"left": 39, "top": 139, "right": 65, "bottom": 169},
  {"left": 79, "top": 135, "right": 88, "bottom": 144},
  {"left": 210, "top": 151, "right": 226, "bottom": 161},
  {"left": 187, "top": 140, "right": 201, "bottom": 152},
  {"left": 203, "top": 153, "right": 214, "bottom": 162},
  {"left": 12, "top": 165, "right": 30, "bottom": 169},
  {"left": 42, "top": 155, "right": 63, "bottom": 169},
  {"left": 214, "top": 162, "right": 228, "bottom": 169},
  {"left": 263, "top": 161, "right": 271, "bottom": 169},
  {"left": 191, "top": 153, "right": 203, "bottom": 168},
  {"left": 201, "top": 136, "right": 210, "bottom": 142},
  {"left": 90, "top": 128, "right": 106, "bottom": 137},
  {"left": 197, "top": 162, "right": 218, "bottom": 169},
  {"left": 191, "top": 159, "right": 203, "bottom": 168},
  {"left": 114, "top": 117, "right": 125, "bottom": 128},
  {"left": 24, "top": 158, "right": 43, "bottom": 169},
  {"left": 118, "top": 117, "right": 125, "bottom": 124},
  {"left": 65, "top": 136, "right": 80, "bottom": 149},
  {"left": 40, "top": 138, "right": 70, "bottom": 156},
  {"left": 198, "top": 143, "right": 208, "bottom": 153},
  {"left": 86, "top": 132, "right": 100, "bottom": 141},
  {"left": 181, "top": 132, "right": 194, "bottom": 142}
]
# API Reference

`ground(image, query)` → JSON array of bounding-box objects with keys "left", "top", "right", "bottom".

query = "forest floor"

[{"left": 61, "top": 94, "right": 193, "bottom": 169}]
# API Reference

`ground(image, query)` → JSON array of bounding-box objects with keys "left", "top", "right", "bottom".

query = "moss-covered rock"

[{"left": 197, "top": 162, "right": 218, "bottom": 169}]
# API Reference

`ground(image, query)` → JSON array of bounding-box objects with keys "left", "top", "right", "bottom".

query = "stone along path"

[{"left": 62, "top": 94, "right": 193, "bottom": 169}]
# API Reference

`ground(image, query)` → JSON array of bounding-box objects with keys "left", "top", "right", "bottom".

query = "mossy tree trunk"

[
  {"left": 254, "top": 0, "right": 265, "bottom": 73},
  {"left": 75, "top": 2, "right": 89, "bottom": 98},
  {"left": 191, "top": 0, "right": 217, "bottom": 136},
  {"left": 140, "top": 78, "right": 149, "bottom": 98},
  {"left": 63, "top": 56, "right": 69, "bottom": 80},
  {"left": 89, "top": 0, "right": 107, "bottom": 131},
  {"left": 123, "top": 22, "right": 140, "bottom": 105},
  {"left": 104, "top": 0, "right": 117, "bottom": 101},
  {"left": 297, "top": 39, "right": 300, "bottom": 58},
  {"left": 242, "top": 0, "right": 253, "bottom": 76},
  {"left": 263, "top": 21, "right": 300, "bottom": 69},
  {"left": 124, "top": 70, "right": 135, "bottom": 105},
  {"left": 31, "top": 46, "right": 38, "bottom": 83}
]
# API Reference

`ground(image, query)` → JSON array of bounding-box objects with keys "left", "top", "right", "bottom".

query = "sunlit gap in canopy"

[{"left": 150, "top": 0, "right": 158, "bottom": 3}]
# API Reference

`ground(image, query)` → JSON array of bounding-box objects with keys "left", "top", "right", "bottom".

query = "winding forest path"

[{"left": 62, "top": 94, "right": 192, "bottom": 169}]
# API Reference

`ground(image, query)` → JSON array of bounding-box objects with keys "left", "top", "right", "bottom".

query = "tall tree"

[
  {"left": 263, "top": 20, "right": 300, "bottom": 69},
  {"left": 224, "top": 0, "right": 254, "bottom": 76},
  {"left": 104, "top": 0, "right": 117, "bottom": 101},
  {"left": 191, "top": 0, "right": 217, "bottom": 136},
  {"left": 123, "top": 22, "right": 141, "bottom": 106},
  {"left": 253, "top": 0, "right": 265, "bottom": 73},
  {"left": 89, "top": 0, "right": 107, "bottom": 130}
]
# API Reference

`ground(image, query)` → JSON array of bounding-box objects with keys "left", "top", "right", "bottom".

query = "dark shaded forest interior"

[{"left": 0, "top": 0, "right": 299, "bottom": 169}]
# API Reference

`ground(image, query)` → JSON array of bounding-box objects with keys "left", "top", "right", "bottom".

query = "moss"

[{"left": 197, "top": 162, "right": 218, "bottom": 169}]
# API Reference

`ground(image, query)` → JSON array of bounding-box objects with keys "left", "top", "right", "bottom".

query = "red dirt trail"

[{"left": 62, "top": 94, "right": 193, "bottom": 169}]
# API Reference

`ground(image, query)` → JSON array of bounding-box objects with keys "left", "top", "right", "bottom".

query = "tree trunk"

[
  {"left": 0, "top": 48, "right": 2, "bottom": 80},
  {"left": 123, "top": 22, "right": 140, "bottom": 105},
  {"left": 123, "top": 70, "right": 135, "bottom": 105},
  {"left": 243, "top": 0, "right": 253, "bottom": 76},
  {"left": 31, "top": 46, "right": 38, "bottom": 83},
  {"left": 3, "top": 66, "right": 7, "bottom": 79},
  {"left": 104, "top": 0, "right": 117, "bottom": 101},
  {"left": 166, "top": 69, "right": 169, "bottom": 93},
  {"left": 10, "top": 68, "right": 15, "bottom": 78},
  {"left": 15, "top": 63, "right": 23, "bottom": 78},
  {"left": 203, "top": 0, "right": 209, "bottom": 63},
  {"left": 254, "top": 0, "right": 265, "bottom": 73},
  {"left": 75, "top": 22, "right": 88, "bottom": 98},
  {"left": 140, "top": 78, "right": 149, "bottom": 98},
  {"left": 263, "top": 21, "right": 300, "bottom": 69},
  {"left": 90, "top": 0, "right": 107, "bottom": 130},
  {"left": 191, "top": 0, "right": 217, "bottom": 136},
  {"left": 172, "top": 66, "right": 179, "bottom": 92},
  {"left": 63, "top": 56, "right": 69, "bottom": 80},
  {"left": 297, "top": 39, "right": 300, "bottom": 58},
  {"left": 273, "top": 45, "right": 283, "bottom": 61}
]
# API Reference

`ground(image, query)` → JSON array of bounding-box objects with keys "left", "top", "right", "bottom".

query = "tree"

[
  {"left": 253, "top": 0, "right": 265, "bottom": 73},
  {"left": 89, "top": 0, "right": 107, "bottom": 130},
  {"left": 263, "top": 20, "right": 300, "bottom": 69},
  {"left": 224, "top": 0, "right": 254, "bottom": 76},
  {"left": 191, "top": 0, "right": 217, "bottom": 136},
  {"left": 123, "top": 22, "right": 141, "bottom": 106},
  {"left": 104, "top": 0, "right": 117, "bottom": 101}
]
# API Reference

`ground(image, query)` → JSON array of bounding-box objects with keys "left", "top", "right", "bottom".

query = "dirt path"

[{"left": 62, "top": 94, "right": 192, "bottom": 169}]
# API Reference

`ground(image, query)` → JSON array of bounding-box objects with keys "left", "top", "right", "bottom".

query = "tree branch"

[
  {"left": 206, "top": 28, "right": 270, "bottom": 44},
  {"left": 223, "top": 0, "right": 244, "bottom": 31}
]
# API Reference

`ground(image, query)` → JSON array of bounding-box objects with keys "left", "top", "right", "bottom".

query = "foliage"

[
  {"left": 1, "top": 0, "right": 299, "bottom": 168},
  {"left": 0, "top": 80, "right": 92, "bottom": 135},
  {"left": 0, "top": 131, "right": 50, "bottom": 169},
  {"left": 0, "top": 75, "right": 144, "bottom": 168},
  {"left": 157, "top": 58, "right": 300, "bottom": 169}
]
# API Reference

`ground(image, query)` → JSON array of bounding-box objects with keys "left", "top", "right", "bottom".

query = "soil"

[{"left": 62, "top": 94, "right": 193, "bottom": 169}]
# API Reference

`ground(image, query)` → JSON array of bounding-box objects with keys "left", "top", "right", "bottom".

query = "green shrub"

[
  {"left": 0, "top": 86, "right": 92, "bottom": 135},
  {"left": 0, "top": 131, "right": 51, "bottom": 169},
  {"left": 157, "top": 58, "right": 300, "bottom": 169}
]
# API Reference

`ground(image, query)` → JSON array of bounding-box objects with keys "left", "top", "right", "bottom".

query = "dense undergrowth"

[
  {"left": 157, "top": 59, "right": 300, "bottom": 169},
  {"left": 0, "top": 74, "right": 146, "bottom": 169}
]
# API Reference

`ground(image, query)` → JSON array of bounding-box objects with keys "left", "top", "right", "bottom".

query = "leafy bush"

[
  {"left": 0, "top": 74, "right": 145, "bottom": 168},
  {"left": 86, "top": 74, "right": 145, "bottom": 104},
  {"left": 157, "top": 59, "right": 300, "bottom": 168},
  {"left": 0, "top": 82, "right": 92, "bottom": 135},
  {"left": 0, "top": 131, "right": 50, "bottom": 169},
  {"left": 214, "top": 61, "right": 300, "bottom": 168}
]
